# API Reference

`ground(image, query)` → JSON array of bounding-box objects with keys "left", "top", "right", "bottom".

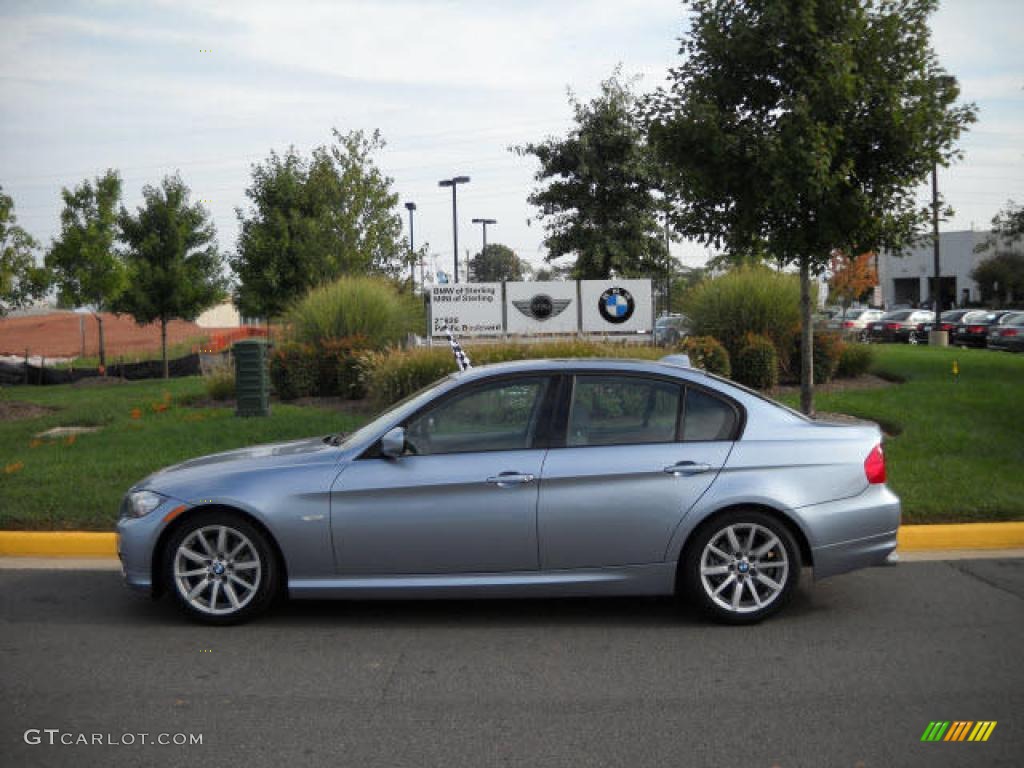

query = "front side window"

[
  {"left": 404, "top": 377, "right": 549, "bottom": 456},
  {"left": 567, "top": 376, "right": 681, "bottom": 447}
]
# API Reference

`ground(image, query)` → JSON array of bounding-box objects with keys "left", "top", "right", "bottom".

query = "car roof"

[{"left": 451, "top": 357, "right": 707, "bottom": 382}]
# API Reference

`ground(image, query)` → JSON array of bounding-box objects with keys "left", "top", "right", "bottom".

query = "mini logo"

[
  {"left": 921, "top": 721, "right": 997, "bottom": 742},
  {"left": 598, "top": 286, "right": 635, "bottom": 324},
  {"left": 512, "top": 294, "right": 572, "bottom": 321}
]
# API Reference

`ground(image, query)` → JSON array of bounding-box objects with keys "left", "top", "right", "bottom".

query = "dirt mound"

[{"left": 0, "top": 400, "right": 56, "bottom": 421}]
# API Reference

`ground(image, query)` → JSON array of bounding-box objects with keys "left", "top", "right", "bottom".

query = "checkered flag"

[{"left": 445, "top": 327, "right": 472, "bottom": 371}]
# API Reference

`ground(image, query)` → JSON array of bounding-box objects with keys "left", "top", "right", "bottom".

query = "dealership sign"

[
  {"left": 429, "top": 283, "right": 503, "bottom": 336},
  {"left": 429, "top": 279, "right": 652, "bottom": 336}
]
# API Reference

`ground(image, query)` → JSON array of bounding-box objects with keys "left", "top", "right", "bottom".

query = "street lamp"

[
  {"left": 404, "top": 202, "right": 417, "bottom": 290},
  {"left": 438, "top": 176, "right": 471, "bottom": 283},
  {"left": 471, "top": 218, "right": 497, "bottom": 280},
  {"left": 930, "top": 74, "right": 958, "bottom": 343}
]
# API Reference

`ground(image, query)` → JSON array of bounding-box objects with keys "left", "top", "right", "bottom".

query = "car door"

[
  {"left": 329, "top": 375, "right": 555, "bottom": 574},
  {"left": 537, "top": 374, "right": 736, "bottom": 570}
]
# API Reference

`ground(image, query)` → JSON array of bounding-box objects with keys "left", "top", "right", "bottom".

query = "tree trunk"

[
  {"left": 95, "top": 313, "right": 107, "bottom": 373},
  {"left": 799, "top": 256, "right": 815, "bottom": 416},
  {"left": 161, "top": 318, "right": 169, "bottom": 379}
]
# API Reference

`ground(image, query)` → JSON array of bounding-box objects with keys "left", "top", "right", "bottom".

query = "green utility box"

[{"left": 233, "top": 338, "right": 270, "bottom": 417}]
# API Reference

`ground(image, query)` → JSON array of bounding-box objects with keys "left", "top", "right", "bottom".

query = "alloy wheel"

[
  {"left": 699, "top": 523, "right": 790, "bottom": 614},
  {"left": 173, "top": 525, "right": 262, "bottom": 616}
]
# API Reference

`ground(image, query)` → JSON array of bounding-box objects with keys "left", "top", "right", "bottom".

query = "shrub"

[
  {"left": 788, "top": 331, "right": 845, "bottom": 384},
  {"left": 683, "top": 266, "right": 804, "bottom": 366},
  {"left": 733, "top": 334, "right": 778, "bottom": 390},
  {"left": 360, "top": 340, "right": 668, "bottom": 407},
  {"left": 202, "top": 358, "right": 235, "bottom": 401},
  {"left": 837, "top": 343, "right": 875, "bottom": 379},
  {"left": 678, "top": 336, "right": 732, "bottom": 378},
  {"left": 286, "top": 276, "right": 423, "bottom": 350},
  {"left": 318, "top": 336, "right": 371, "bottom": 399},
  {"left": 270, "top": 343, "right": 320, "bottom": 400}
]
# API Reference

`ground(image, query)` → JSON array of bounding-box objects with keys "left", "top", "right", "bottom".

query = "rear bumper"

[{"left": 796, "top": 484, "right": 901, "bottom": 579}]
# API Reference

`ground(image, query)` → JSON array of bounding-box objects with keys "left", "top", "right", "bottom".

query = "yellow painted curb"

[
  {"left": 0, "top": 524, "right": 1023, "bottom": 558},
  {"left": 898, "top": 523, "right": 1024, "bottom": 552},
  {"left": 0, "top": 532, "right": 117, "bottom": 558}
]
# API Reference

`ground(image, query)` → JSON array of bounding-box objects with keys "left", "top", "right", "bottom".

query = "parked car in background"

[
  {"left": 866, "top": 310, "right": 934, "bottom": 344},
  {"left": 914, "top": 309, "right": 975, "bottom": 343},
  {"left": 986, "top": 312, "right": 1024, "bottom": 352},
  {"left": 117, "top": 358, "right": 900, "bottom": 626},
  {"left": 951, "top": 310, "right": 1018, "bottom": 349},
  {"left": 654, "top": 314, "right": 690, "bottom": 346},
  {"left": 827, "top": 308, "right": 886, "bottom": 341}
]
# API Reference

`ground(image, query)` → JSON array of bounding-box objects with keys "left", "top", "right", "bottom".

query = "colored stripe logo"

[{"left": 921, "top": 721, "right": 997, "bottom": 742}]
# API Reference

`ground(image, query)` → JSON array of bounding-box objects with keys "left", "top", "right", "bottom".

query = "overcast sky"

[{"left": 2, "top": 0, "right": 1022, "bottom": 279}]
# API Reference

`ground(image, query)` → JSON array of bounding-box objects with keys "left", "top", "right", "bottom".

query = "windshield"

[{"left": 332, "top": 376, "right": 453, "bottom": 449}]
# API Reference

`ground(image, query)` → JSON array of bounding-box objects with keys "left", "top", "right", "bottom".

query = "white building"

[{"left": 877, "top": 229, "right": 991, "bottom": 310}]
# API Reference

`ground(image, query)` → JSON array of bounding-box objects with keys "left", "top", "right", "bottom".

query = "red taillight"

[
  {"left": 968, "top": 325, "right": 985, "bottom": 334},
  {"left": 864, "top": 444, "right": 886, "bottom": 484},
  {"left": 885, "top": 322, "right": 900, "bottom": 330},
  {"left": 941, "top": 324, "right": 954, "bottom": 331},
  {"left": 1003, "top": 329, "right": 1018, "bottom": 337},
  {"left": 843, "top": 321, "right": 855, "bottom": 328}
]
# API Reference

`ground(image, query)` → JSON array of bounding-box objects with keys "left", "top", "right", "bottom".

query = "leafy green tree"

[
  {"left": 976, "top": 200, "right": 1024, "bottom": 253},
  {"left": 45, "top": 170, "right": 125, "bottom": 368},
  {"left": 514, "top": 69, "right": 664, "bottom": 279},
  {"left": 232, "top": 129, "right": 406, "bottom": 325},
  {"left": 469, "top": 243, "right": 526, "bottom": 282},
  {"left": 971, "top": 251, "right": 1024, "bottom": 306},
  {"left": 0, "top": 186, "right": 48, "bottom": 316},
  {"left": 117, "top": 174, "right": 227, "bottom": 378},
  {"left": 645, "top": 0, "right": 976, "bottom": 414}
]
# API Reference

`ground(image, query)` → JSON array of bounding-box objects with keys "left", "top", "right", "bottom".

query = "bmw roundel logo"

[{"left": 598, "top": 286, "right": 635, "bottom": 324}]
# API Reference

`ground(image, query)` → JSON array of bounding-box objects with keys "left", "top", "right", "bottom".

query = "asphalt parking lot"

[{"left": 1, "top": 558, "right": 1022, "bottom": 768}]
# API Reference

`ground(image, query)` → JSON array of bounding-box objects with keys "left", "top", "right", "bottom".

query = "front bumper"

[{"left": 116, "top": 495, "right": 187, "bottom": 594}]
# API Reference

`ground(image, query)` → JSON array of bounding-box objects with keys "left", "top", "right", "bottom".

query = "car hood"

[{"left": 135, "top": 436, "right": 343, "bottom": 495}]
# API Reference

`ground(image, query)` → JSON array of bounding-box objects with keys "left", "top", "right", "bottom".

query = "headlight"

[{"left": 121, "top": 490, "right": 165, "bottom": 519}]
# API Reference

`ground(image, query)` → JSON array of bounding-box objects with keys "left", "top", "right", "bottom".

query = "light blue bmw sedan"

[{"left": 117, "top": 358, "right": 900, "bottom": 625}]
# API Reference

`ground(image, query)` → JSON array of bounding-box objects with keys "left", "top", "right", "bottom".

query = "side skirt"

[{"left": 288, "top": 562, "right": 677, "bottom": 600}]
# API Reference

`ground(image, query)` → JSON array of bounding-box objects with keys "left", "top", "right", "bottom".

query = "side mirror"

[{"left": 380, "top": 426, "right": 406, "bottom": 459}]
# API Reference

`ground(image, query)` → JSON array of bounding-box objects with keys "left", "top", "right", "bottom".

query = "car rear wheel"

[
  {"left": 164, "top": 511, "right": 278, "bottom": 625},
  {"left": 681, "top": 510, "right": 801, "bottom": 624}
]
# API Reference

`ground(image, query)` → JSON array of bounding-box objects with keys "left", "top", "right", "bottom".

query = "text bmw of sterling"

[{"left": 117, "top": 358, "right": 900, "bottom": 625}]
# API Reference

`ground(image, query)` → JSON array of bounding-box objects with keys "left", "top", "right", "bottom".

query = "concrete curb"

[{"left": 2, "top": 523, "right": 1024, "bottom": 558}]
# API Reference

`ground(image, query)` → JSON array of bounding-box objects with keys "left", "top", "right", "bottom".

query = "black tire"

[
  {"left": 163, "top": 510, "right": 279, "bottom": 625},
  {"left": 680, "top": 509, "right": 801, "bottom": 625}
]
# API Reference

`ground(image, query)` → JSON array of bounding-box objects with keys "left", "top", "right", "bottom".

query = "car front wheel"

[
  {"left": 682, "top": 511, "right": 801, "bottom": 624},
  {"left": 164, "top": 511, "right": 279, "bottom": 625}
]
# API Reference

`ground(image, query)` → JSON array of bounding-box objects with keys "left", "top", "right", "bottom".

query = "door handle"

[
  {"left": 663, "top": 461, "right": 712, "bottom": 476},
  {"left": 486, "top": 472, "right": 536, "bottom": 488}
]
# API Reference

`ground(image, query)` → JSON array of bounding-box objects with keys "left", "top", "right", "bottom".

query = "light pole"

[
  {"left": 930, "top": 74, "right": 957, "bottom": 345},
  {"left": 404, "top": 201, "right": 416, "bottom": 290},
  {"left": 438, "top": 176, "right": 470, "bottom": 283},
  {"left": 471, "top": 218, "right": 496, "bottom": 281}
]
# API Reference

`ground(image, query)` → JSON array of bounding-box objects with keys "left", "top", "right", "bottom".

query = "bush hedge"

[
  {"left": 733, "top": 334, "right": 778, "bottom": 390},
  {"left": 678, "top": 336, "right": 732, "bottom": 378},
  {"left": 270, "top": 343, "right": 320, "bottom": 400},
  {"left": 837, "top": 342, "right": 875, "bottom": 379},
  {"left": 786, "top": 331, "right": 845, "bottom": 384},
  {"left": 683, "top": 266, "right": 804, "bottom": 366}
]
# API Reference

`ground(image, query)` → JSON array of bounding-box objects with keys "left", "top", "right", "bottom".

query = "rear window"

[
  {"left": 885, "top": 311, "right": 913, "bottom": 321},
  {"left": 683, "top": 388, "right": 738, "bottom": 442},
  {"left": 963, "top": 311, "right": 990, "bottom": 323},
  {"left": 1004, "top": 313, "right": 1024, "bottom": 325}
]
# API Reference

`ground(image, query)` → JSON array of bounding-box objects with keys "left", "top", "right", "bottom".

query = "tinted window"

[
  {"left": 885, "top": 311, "right": 913, "bottom": 321},
  {"left": 567, "top": 376, "right": 681, "bottom": 447},
  {"left": 405, "top": 377, "right": 549, "bottom": 455},
  {"left": 683, "top": 388, "right": 738, "bottom": 442}
]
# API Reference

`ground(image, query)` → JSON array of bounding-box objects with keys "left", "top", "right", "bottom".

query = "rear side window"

[
  {"left": 683, "top": 388, "right": 738, "bottom": 442},
  {"left": 567, "top": 376, "right": 681, "bottom": 447}
]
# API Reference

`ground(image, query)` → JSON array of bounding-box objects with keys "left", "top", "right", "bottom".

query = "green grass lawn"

[
  {"left": 777, "top": 345, "right": 1024, "bottom": 523},
  {"left": 0, "top": 377, "right": 369, "bottom": 530}
]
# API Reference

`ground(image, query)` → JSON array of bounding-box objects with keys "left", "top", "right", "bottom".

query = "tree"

[
  {"left": 971, "top": 251, "right": 1024, "bottom": 306},
  {"left": 232, "top": 129, "right": 406, "bottom": 325},
  {"left": 976, "top": 200, "right": 1024, "bottom": 253},
  {"left": 469, "top": 243, "right": 525, "bottom": 282},
  {"left": 45, "top": 170, "right": 125, "bottom": 369},
  {"left": 514, "top": 69, "right": 664, "bottom": 279},
  {"left": 118, "top": 174, "right": 227, "bottom": 378},
  {"left": 828, "top": 251, "right": 877, "bottom": 314},
  {"left": 0, "top": 186, "right": 48, "bottom": 316},
  {"left": 646, "top": 0, "right": 976, "bottom": 414}
]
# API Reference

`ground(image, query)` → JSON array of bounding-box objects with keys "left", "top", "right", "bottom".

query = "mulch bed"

[
  {"left": 772, "top": 373, "right": 895, "bottom": 396},
  {"left": 0, "top": 400, "right": 56, "bottom": 421}
]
